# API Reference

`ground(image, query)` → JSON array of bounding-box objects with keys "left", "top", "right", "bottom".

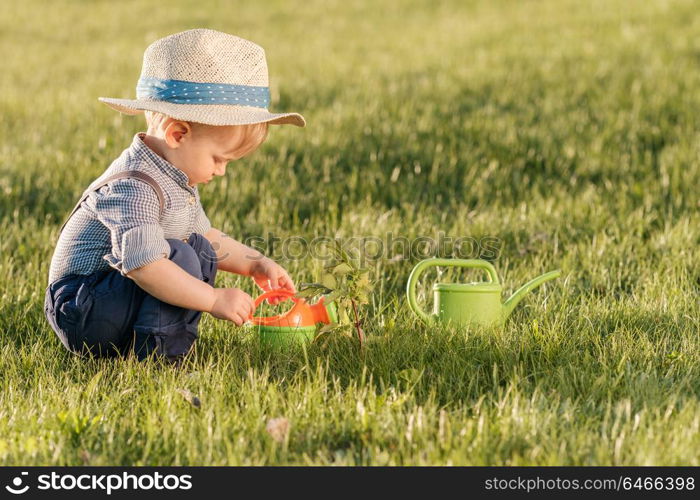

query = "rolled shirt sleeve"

[
  {"left": 94, "top": 178, "right": 171, "bottom": 276},
  {"left": 192, "top": 202, "right": 212, "bottom": 235}
]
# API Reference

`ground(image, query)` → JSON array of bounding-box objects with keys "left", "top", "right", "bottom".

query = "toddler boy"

[{"left": 44, "top": 29, "right": 305, "bottom": 364}]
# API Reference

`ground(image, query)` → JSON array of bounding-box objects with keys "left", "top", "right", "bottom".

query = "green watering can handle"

[{"left": 406, "top": 258, "right": 499, "bottom": 323}]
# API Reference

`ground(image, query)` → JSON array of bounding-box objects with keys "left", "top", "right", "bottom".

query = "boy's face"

[{"left": 161, "top": 121, "right": 267, "bottom": 186}]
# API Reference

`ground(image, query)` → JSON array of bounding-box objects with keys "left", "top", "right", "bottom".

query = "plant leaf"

[
  {"left": 330, "top": 263, "right": 352, "bottom": 276},
  {"left": 324, "top": 289, "right": 344, "bottom": 304},
  {"left": 296, "top": 283, "right": 328, "bottom": 298},
  {"left": 356, "top": 274, "right": 371, "bottom": 289},
  {"left": 355, "top": 291, "right": 369, "bottom": 304},
  {"left": 320, "top": 273, "right": 337, "bottom": 289}
]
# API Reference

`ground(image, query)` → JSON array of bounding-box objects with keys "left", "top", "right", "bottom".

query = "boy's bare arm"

[
  {"left": 127, "top": 258, "right": 216, "bottom": 311},
  {"left": 203, "top": 228, "right": 264, "bottom": 275},
  {"left": 126, "top": 258, "right": 254, "bottom": 325},
  {"left": 203, "top": 228, "right": 296, "bottom": 297}
]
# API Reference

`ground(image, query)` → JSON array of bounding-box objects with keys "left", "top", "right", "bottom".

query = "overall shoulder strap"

[{"left": 58, "top": 170, "right": 165, "bottom": 235}]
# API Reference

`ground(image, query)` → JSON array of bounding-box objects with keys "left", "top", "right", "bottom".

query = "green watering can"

[{"left": 407, "top": 258, "right": 560, "bottom": 327}]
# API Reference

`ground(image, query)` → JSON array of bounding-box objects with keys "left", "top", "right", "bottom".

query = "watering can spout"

[{"left": 502, "top": 270, "right": 561, "bottom": 320}]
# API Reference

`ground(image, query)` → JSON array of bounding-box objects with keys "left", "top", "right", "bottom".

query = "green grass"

[{"left": 1, "top": 0, "right": 699, "bottom": 465}]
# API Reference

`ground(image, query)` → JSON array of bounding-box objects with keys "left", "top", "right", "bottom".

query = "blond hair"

[{"left": 144, "top": 111, "right": 269, "bottom": 158}]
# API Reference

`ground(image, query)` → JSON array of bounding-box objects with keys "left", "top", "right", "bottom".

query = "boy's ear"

[{"left": 163, "top": 120, "right": 192, "bottom": 148}]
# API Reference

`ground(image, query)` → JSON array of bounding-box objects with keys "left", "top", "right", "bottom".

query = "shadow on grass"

[
  {"left": 192, "top": 302, "right": 699, "bottom": 407},
  {"left": 16, "top": 298, "right": 696, "bottom": 411}
]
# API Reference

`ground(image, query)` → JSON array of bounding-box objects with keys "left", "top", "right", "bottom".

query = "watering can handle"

[
  {"left": 250, "top": 289, "right": 298, "bottom": 321},
  {"left": 406, "top": 258, "right": 500, "bottom": 323}
]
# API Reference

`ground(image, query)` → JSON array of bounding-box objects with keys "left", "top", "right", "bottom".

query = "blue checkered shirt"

[{"left": 48, "top": 133, "right": 212, "bottom": 284}]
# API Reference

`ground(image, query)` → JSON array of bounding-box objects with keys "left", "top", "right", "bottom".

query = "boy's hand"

[
  {"left": 208, "top": 288, "right": 254, "bottom": 326},
  {"left": 250, "top": 257, "right": 296, "bottom": 304}
]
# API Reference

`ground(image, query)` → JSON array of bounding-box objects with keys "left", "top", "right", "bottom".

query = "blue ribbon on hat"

[{"left": 136, "top": 76, "right": 270, "bottom": 108}]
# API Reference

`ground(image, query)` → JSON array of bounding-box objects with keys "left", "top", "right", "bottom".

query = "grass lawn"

[{"left": 0, "top": 0, "right": 698, "bottom": 465}]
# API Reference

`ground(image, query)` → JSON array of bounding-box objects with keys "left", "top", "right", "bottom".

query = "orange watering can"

[{"left": 249, "top": 289, "right": 338, "bottom": 347}]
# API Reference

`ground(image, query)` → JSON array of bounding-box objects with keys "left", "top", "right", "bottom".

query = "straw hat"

[{"left": 99, "top": 29, "right": 305, "bottom": 127}]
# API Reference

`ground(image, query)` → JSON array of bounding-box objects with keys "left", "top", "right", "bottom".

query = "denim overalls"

[{"left": 44, "top": 171, "right": 218, "bottom": 363}]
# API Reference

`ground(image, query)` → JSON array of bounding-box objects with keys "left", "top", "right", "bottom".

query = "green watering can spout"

[{"left": 502, "top": 270, "right": 561, "bottom": 320}]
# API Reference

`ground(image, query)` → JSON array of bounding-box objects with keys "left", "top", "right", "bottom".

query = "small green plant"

[{"left": 296, "top": 240, "right": 374, "bottom": 349}]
